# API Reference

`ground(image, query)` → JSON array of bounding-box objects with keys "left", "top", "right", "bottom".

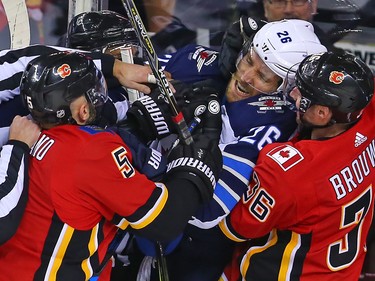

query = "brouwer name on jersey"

[
  {"left": 30, "top": 134, "right": 54, "bottom": 160},
  {"left": 330, "top": 138, "right": 375, "bottom": 200}
]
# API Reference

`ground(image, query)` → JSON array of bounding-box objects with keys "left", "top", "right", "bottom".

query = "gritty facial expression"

[
  {"left": 263, "top": 0, "right": 318, "bottom": 22},
  {"left": 226, "top": 47, "right": 281, "bottom": 103}
]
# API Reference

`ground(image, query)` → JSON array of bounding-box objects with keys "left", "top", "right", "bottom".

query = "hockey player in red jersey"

[
  {"left": 219, "top": 51, "right": 375, "bottom": 281},
  {"left": 0, "top": 51, "right": 221, "bottom": 281}
]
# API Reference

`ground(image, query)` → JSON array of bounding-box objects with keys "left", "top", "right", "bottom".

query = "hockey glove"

[
  {"left": 164, "top": 132, "right": 222, "bottom": 202},
  {"left": 193, "top": 92, "right": 222, "bottom": 145},
  {"left": 218, "top": 16, "right": 265, "bottom": 80},
  {"left": 126, "top": 80, "right": 221, "bottom": 143}
]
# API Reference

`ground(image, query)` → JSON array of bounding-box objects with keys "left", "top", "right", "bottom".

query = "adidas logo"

[{"left": 355, "top": 132, "right": 367, "bottom": 147}]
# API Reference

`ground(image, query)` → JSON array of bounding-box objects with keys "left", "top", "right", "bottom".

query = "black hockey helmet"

[
  {"left": 295, "top": 51, "right": 374, "bottom": 123},
  {"left": 20, "top": 51, "right": 108, "bottom": 125},
  {"left": 66, "top": 10, "right": 138, "bottom": 52}
]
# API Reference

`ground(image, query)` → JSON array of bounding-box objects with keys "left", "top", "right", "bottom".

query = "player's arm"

[
  {"left": 0, "top": 116, "right": 40, "bottom": 244},
  {"left": 190, "top": 140, "right": 259, "bottom": 228},
  {"left": 218, "top": 16, "right": 265, "bottom": 79},
  {"left": 124, "top": 80, "right": 221, "bottom": 144},
  {"left": 89, "top": 131, "right": 221, "bottom": 241},
  {"left": 0, "top": 44, "right": 151, "bottom": 103},
  {"left": 219, "top": 150, "right": 297, "bottom": 241}
]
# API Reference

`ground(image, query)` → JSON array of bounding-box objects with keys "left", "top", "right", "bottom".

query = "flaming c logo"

[
  {"left": 57, "top": 64, "right": 71, "bottom": 78},
  {"left": 329, "top": 71, "right": 345, "bottom": 85}
]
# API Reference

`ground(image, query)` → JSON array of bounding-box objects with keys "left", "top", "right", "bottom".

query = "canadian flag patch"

[{"left": 266, "top": 144, "right": 304, "bottom": 171}]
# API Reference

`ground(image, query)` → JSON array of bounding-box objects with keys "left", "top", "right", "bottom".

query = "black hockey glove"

[
  {"left": 195, "top": 92, "right": 222, "bottom": 145},
  {"left": 164, "top": 93, "right": 222, "bottom": 203},
  {"left": 164, "top": 131, "right": 222, "bottom": 202},
  {"left": 218, "top": 16, "right": 265, "bottom": 80},
  {"left": 125, "top": 80, "right": 221, "bottom": 143}
]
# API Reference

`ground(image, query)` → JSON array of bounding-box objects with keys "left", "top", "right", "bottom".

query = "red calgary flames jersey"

[
  {"left": 0, "top": 125, "right": 167, "bottom": 281},
  {"left": 220, "top": 98, "right": 375, "bottom": 281}
]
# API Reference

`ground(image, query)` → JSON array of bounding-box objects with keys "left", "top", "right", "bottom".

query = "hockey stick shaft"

[
  {"left": 121, "top": 46, "right": 144, "bottom": 104},
  {"left": 121, "top": 0, "right": 193, "bottom": 145},
  {"left": 2, "top": 0, "right": 30, "bottom": 49}
]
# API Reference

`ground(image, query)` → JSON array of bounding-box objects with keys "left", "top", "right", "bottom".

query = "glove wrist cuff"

[{"left": 166, "top": 157, "right": 216, "bottom": 190}]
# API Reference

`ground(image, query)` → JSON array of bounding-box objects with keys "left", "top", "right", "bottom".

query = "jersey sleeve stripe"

[
  {"left": 279, "top": 231, "right": 301, "bottom": 280},
  {"left": 81, "top": 224, "right": 99, "bottom": 279},
  {"left": 215, "top": 180, "right": 241, "bottom": 211},
  {"left": 240, "top": 229, "right": 279, "bottom": 277},
  {"left": 129, "top": 182, "right": 168, "bottom": 229},
  {"left": 45, "top": 224, "right": 75, "bottom": 280},
  {"left": 219, "top": 218, "right": 247, "bottom": 242}
]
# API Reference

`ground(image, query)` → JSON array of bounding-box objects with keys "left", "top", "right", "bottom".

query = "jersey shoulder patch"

[{"left": 265, "top": 144, "right": 304, "bottom": 171}]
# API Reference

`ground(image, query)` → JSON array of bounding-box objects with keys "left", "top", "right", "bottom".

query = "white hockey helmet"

[{"left": 251, "top": 19, "right": 327, "bottom": 94}]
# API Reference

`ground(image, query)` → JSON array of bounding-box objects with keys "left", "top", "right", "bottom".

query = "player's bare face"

[
  {"left": 263, "top": 0, "right": 317, "bottom": 22},
  {"left": 226, "top": 48, "right": 281, "bottom": 103}
]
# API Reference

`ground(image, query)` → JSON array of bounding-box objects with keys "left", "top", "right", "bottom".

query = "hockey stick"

[
  {"left": 67, "top": 0, "right": 99, "bottom": 32},
  {"left": 121, "top": 46, "right": 144, "bottom": 104},
  {"left": 121, "top": 0, "right": 193, "bottom": 146},
  {"left": 2, "top": 0, "right": 30, "bottom": 49},
  {"left": 120, "top": 2, "right": 183, "bottom": 279}
]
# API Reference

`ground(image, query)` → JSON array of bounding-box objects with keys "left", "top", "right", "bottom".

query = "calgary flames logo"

[
  {"left": 57, "top": 64, "right": 71, "bottom": 78},
  {"left": 329, "top": 71, "right": 345, "bottom": 85}
]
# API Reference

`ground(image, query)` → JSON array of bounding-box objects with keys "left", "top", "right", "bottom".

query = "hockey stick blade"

[
  {"left": 121, "top": 0, "right": 193, "bottom": 145},
  {"left": 2, "top": 0, "right": 30, "bottom": 49}
]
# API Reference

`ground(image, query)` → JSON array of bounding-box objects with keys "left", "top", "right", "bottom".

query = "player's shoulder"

[
  {"left": 164, "top": 44, "right": 222, "bottom": 83},
  {"left": 259, "top": 141, "right": 306, "bottom": 173},
  {"left": 51, "top": 125, "right": 120, "bottom": 144},
  {"left": 77, "top": 125, "right": 124, "bottom": 144}
]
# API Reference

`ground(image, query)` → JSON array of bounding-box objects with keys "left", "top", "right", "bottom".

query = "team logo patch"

[
  {"left": 192, "top": 46, "right": 218, "bottom": 72},
  {"left": 266, "top": 144, "right": 304, "bottom": 171},
  {"left": 57, "top": 63, "right": 71, "bottom": 78},
  {"left": 329, "top": 71, "right": 345, "bottom": 84},
  {"left": 248, "top": 96, "right": 286, "bottom": 112}
]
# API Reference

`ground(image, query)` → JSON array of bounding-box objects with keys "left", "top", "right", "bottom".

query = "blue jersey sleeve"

[
  {"left": 162, "top": 44, "right": 224, "bottom": 83},
  {"left": 190, "top": 94, "right": 297, "bottom": 228}
]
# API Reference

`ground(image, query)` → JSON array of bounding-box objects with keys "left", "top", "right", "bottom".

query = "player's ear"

[
  {"left": 77, "top": 102, "right": 91, "bottom": 124},
  {"left": 315, "top": 105, "right": 332, "bottom": 124},
  {"left": 70, "top": 96, "right": 91, "bottom": 125}
]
